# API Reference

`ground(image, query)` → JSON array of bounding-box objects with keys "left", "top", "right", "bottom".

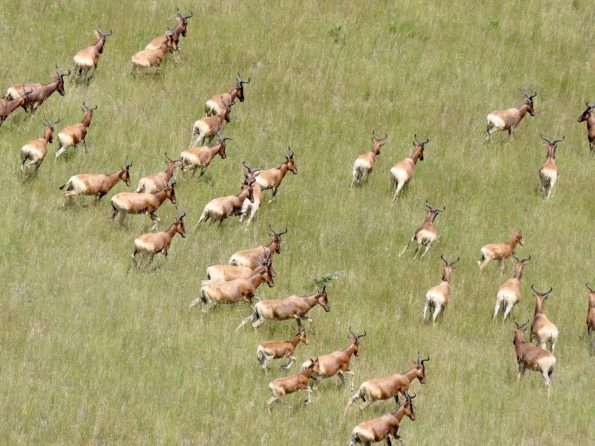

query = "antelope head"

[
  {"left": 403, "top": 391, "right": 416, "bottom": 421},
  {"left": 578, "top": 102, "right": 595, "bottom": 122},
  {"left": 523, "top": 90, "right": 537, "bottom": 116},
  {"left": 43, "top": 117, "right": 60, "bottom": 143},
  {"left": 416, "top": 352, "right": 431, "bottom": 383},
  {"left": 513, "top": 230, "right": 525, "bottom": 247},
  {"left": 235, "top": 72, "right": 251, "bottom": 102},
  {"left": 215, "top": 133, "right": 232, "bottom": 159},
  {"left": 371, "top": 130, "right": 388, "bottom": 153},
  {"left": 316, "top": 285, "right": 330, "bottom": 312},
  {"left": 268, "top": 225, "right": 288, "bottom": 254},
  {"left": 121, "top": 159, "right": 133, "bottom": 186},
  {"left": 348, "top": 327, "right": 367, "bottom": 356},
  {"left": 95, "top": 29, "right": 113, "bottom": 52},
  {"left": 424, "top": 201, "right": 444, "bottom": 222},
  {"left": 440, "top": 255, "right": 460, "bottom": 282},
  {"left": 540, "top": 135, "right": 565, "bottom": 157},
  {"left": 511, "top": 254, "right": 530, "bottom": 278},
  {"left": 412, "top": 134, "right": 430, "bottom": 160},
  {"left": 176, "top": 8, "right": 194, "bottom": 35},
  {"left": 55, "top": 66, "right": 71, "bottom": 95},
  {"left": 285, "top": 147, "right": 298, "bottom": 174}
]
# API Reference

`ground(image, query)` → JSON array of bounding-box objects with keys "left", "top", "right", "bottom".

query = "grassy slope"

[{"left": 0, "top": 1, "right": 593, "bottom": 444}]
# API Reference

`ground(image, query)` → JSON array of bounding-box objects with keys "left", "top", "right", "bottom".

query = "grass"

[{"left": 0, "top": 1, "right": 594, "bottom": 444}]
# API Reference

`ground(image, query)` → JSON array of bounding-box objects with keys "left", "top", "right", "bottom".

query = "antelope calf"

[
  {"left": 351, "top": 131, "right": 387, "bottom": 187},
  {"left": 254, "top": 147, "right": 298, "bottom": 202},
  {"left": 111, "top": 180, "right": 176, "bottom": 229},
  {"left": 578, "top": 102, "right": 595, "bottom": 151},
  {"left": 538, "top": 135, "right": 564, "bottom": 199},
  {"left": 197, "top": 178, "right": 255, "bottom": 225},
  {"left": 257, "top": 323, "right": 309, "bottom": 371},
  {"left": 390, "top": 135, "right": 428, "bottom": 202},
  {"left": 73, "top": 29, "right": 112, "bottom": 83},
  {"left": 132, "top": 211, "right": 186, "bottom": 267},
  {"left": 131, "top": 31, "right": 176, "bottom": 74},
  {"left": 346, "top": 353, "right": 430, "bottom": 411},
  {"left": 423, "top": 256, "right": 459, "bottom": 322},
  {"left": 493, "top": 255, "right": 530, "bottom": 320},
  {"left": 20, "top": 118, "right": 59, "bottom": 178},
  {"left": 191, "top": 97, "right": 232, "bottom": 146},
  {"left": 180, "top": 134, "right": 231, "bottom": 178},
  {"left": 239, "top": 162, "right": 264, "bottom": 225},
  {"left": 60, "top": 161, "right": 132, "bottom": 204},
  {"left": 229, "top": 226, "right": 287, "bottom": 268},
  {"left": 530, "top": 285, "right": 558, "bottom": 353},
  {"left": 266, "top": 357, "right": 318, "bottom": 406},
  {"left": 513, "top": 321, "right": 555, "bottom": 396},
  {"left": 585, "top": 284, "right": 595, "bottom": 354},
  {"left": 485, "top": 91, "right": 537, "bottom": 139},
  {"left": 399, "top": 202, "right": 444, "bottom": 258},
  {"left": 0, "top": 88, "right": 33, "bottom": 126},
  {"left": 6, "top": 67, "right": 70, "bottom": 113},
  {"left": 477, "top": 230, "right": 525, "bottom": 271},
  {"left": 146, "top": 9, "right": 193, "bottom": 51},
  {"left": 55, "top": 103, "right": 97, "bottom": 158},
  {"left": 205, "top": 73, "right": 251, "bottom": 116},
  {"left": 136, "top": 155, "right": 179, "bottom": 193}
]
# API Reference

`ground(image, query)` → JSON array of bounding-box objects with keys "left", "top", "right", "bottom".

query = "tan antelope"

[
  {"left": 351, "top": 131, "right": 387, "bottom": 187},
  {"left": 191, "top": 97, "right": 232, "bottom": 146},
  {"left": 136, "top": 154, "right": 180, "bottom": 193},
  {"left": 346, "top": 353, "right": 430, "bottom": 411},
  {"left": 530, "top": 285, "right": 558, "bottom": 353},
  {"left": 538, "top": 135, "right": 564, "bottom": 199},
  {"left": 60, "top": 161, "right": 132, "bottom": 204},
  {"left": 146, "top": 9, "right": 193, "bottom": 51},
  {"left": 0, "top": 89, "right": 33, "bottom": 126},
  {"left": 180, "top": 133, "right": 231, "bottom": 178},
  {"left": 349, "top": 392, "right": 416, "bottom": 446},
  {"left": 422, "top": 255, "right": 459, "bottom": 323},
  {"left": 5, "top": 67, "right": 71, "bottom": 113},
  {"left": 493, "top": 255, "right": 531, "bottom": 320},
  {"left": 20, "top": 118, "right": 59, "bottom": 178},
  {"left": 239, "top": 162, "right": 264, "bottom": 225},
  {"left": 578, "top": 102, "right": 595, "bottom": 151},
  {"left": 399, "top": 202, "right": 444, "bottom": 258},
  {"left": 111, "top": 179, "right": 177, "bottom": 229},
  {"left": 229, "top": 226, "right": 287, "bottom": 268},
  {"left": 205, "top": 73, "right": 251, "bottom": 116},
  {"left": 131, "top": 30, "right": 176, "bottom": 74},
  {"left": 266, "top": 357, "right": 319, "bottom": 406},
  {"left": 513, "top": 321, "right": 556, "bottom": 397},
  {"left": 477, "top": 230, "right": 525, "bottom": 272},
  {"left": 254, "top": 148, "right": 298, "bottom": 202},
  {"left": 55, "top": 103, "right": 97, "bottom": 158},
  {"left": 73, "top": 29, "right": 112, "bottom": 83},
  {"left": 197, "top": 178, "right": 255, "bottom": 225},
  {"left": 257, "top": 322, "right": 309, "bottom": 372},
  {"left": 131, "top": 211, "right": 186, "bottom": 267},
  {"left": 485, "top": 91, "right": 537, "bottom": 139},
  {"left": 585, "top": 284, "right": 595, "bottom": 355},
  {"left": 205, "top": 256, "right": 277, "bottom": 283},
  {"left": 390, "top": 135, "right": 428, "bottom": 202}
]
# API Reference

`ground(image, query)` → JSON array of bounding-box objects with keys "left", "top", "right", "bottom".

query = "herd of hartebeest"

[{"left": 3, "top": 9, "right": 594, "bottom": 444}]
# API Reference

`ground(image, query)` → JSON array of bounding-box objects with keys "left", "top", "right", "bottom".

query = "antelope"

[
  {"left": 0, "top": 88, "right": 33, "bottom": 126},
  {"left": 205, "top": 73, "right": 251, "bottom": 116},
  {"left": 180, "top": 133, "right": 231, "bottom": 178},
  {"left": 111, "top": 179, "right": 177, "bottom": 230},
  {"left": 538, "top": 135, "right": 564, "bottom": 199},
  {"left": 73, "top": 29, "right": 112, "bottom": 83},
  {"left": 399, "top": 202, "right": 444, "bottom": 258},
  {"left": 229, "top": 225, "right": 287, "bottom": 268},
  {"left": 349, "top": 392, "right": 416, "bottom": 446},
  {"left": 239, "top": 162, "right": 264, "bottom": 225},
  {"left": 20, "top": 118, "right": 59, "bottom": 178},
  {"left": 191, "top": 97, "right": 232, "bottom": 146},
  {"left": 477, "top": 230, "right": 525, "bottom": 272},
  {"left": 530, "top": 285, "right": 558, "bottom": 353},
  {"left": 254, "top": 147, "right": 298, "bottom": 202},
  {"left": 585, "top": 284, "right": 595, "bottom": 354},
  {"left": 136, "top": 154, "right": 180, "bottom": 193},
  {"left": 493, "top": 255, "right": 531, "bottom": 320},
  {"left": 146, "top": 9, "right": 193, "bottom": 51},
  {"left": 60, "top": 161, "right": 132, "bottom": 204},
  {"left": 131, "top": 30, "right": 176, "bottom": 74},
  {"left": 5, "top": 67, "right": 71, "bottom": 113},
  {"left": 422, "top": 255, "right": 459, "bottom": 322},
  {"left": 266, "top": 357, "right": 319, "bottom": 406},
  {"left": 485, "top": 91, "right": 537, "bottom": 139},
  {"left": 197, "top": 178, "right": 255, "bottom": 225},
  {"left": 131, "top": 211, "right": 186, "bottom": 267},
  {"left": 346, "top": 353, "right": 430, "bottom": 411},
  {"left": 55, "top": 103, "right": 97, "bottom": 158},
  {"left": 578, "top": 102, "right": 595, "bottom": 151},
  {"left": 513, "top": 321, "right": 555, "bottom": 396},
  {"left": 390, "top": 135, "right": 428, "bottom": 202},
  {"left": 351, "top": 131, "right": 387, "bottom": 187},
  {"left": 257, "top": 322, "right": 309, "bottom": 372},
  {"left": 205, "top": 256, "right": 277, "bottom": 283}
]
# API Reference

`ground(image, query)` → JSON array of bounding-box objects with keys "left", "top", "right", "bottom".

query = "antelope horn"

[
  {"left": 237, "top": 72, "right": 250, "bottom": 84},
  {"left": 43, "top": 117, "right": 51, "bottom": 125},
  {"left": 450, "top": 257, "right": 460, "bottom": 265},
  {"left": 185, "top": 11, "right": 193, "bottom": 19},
  {"left": 588, "top": 102, "right": 595, "bottom": 109},
  {"left": 417, "top": 351, "right": 421, "bottom": 364},
  {"left": 552, "top": 136, "right": 565, "bottom": 145},
  {"left": 512, "top": 254, "right": 520, "bottom": 262},
  {"left": 358, "top": 331, "right": 367, "bottom": 339},
  {"left": 521, "top": 256, "right": 531, "bottom": 263},
  {"left": 540, "top": 134, "right": 553, "bottom": 145},
  {"left": 164, "top": 152, "right": 173, "bottom": 162},
  {"left": 531, "top": 284, "right": 553, "bottom": 296},
  {"left": 420, "top": 353, "right": 430, "bottom": 365},
  {"left": 287, "top": 147, "right": 294, "bottom": 158},
  {"left": 440, "top": 254, "right": 448, "bottom": 265},
  {"left": 279, "top": 227, "right": 288, "bottom": 235},
  {"left": 586, "top": 283, "right": 594, "bottom": 293},
  {"left": 349, "top": 326, "right": 357, "bottom": 339},
  {"left": 424, "top": 201, "right": 432, "bottom": 210},
  {"left": 413, "top": 134, "right": 421, "bottom": 145}
]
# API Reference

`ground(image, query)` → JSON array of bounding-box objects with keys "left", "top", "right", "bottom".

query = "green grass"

[{"left": 0, "top": 1, "right": 594, "bottom": 444}]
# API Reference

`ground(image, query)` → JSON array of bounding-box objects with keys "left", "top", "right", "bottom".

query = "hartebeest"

[
  {"left": 60, "top": 160, "right": 132, "bottom": 204},
  {"left": 351, "top": 131, "right": 387, "bottom": 187},
  {"left": 239, "top": 162, "right": 264, "bottom": 225},
  {"left": 585, "top": 284, "right": 595, "bottom": 354},
  {"left": 390, "top": 135, "right": 428, "bottom": 202},
  {"left": 530, "top": 285, "right": 558, "bottom": 353},
  {"left": 538, "top": 135, "right": 564, "bottom": 199},
  {"left": 131, "top": 211, "right": 187, "bottom": 267},
  {"left": 136, "top": 154, "right": 179, "bottom": 193},
  {"left": 205, "top": 73, "right": 251, "bottom": 116},
  {"left": 513, "top": 321, "right": 556, "bottom": 396},
  {"left": 197, "top": 178, "right": 255, "bottom": 225},
  {"left": 55, "top": 103, "right": 97, "bottom": 158},
  {"left": 205, "top": 256, "right": 277, "bottom": 283},
  {"left": 191, "top": 97, "right": 232, "bottom": 146},
  {"left": 257, "top": 322, "right": 309, "bottom": 372},
  {"left": 266, "top": 357, "right": 319, "bottom": 406},
  {"left": 578, "top": 102, "right": 595, "bottom": 151},
  {"left": 111, "top": 180, "right": 176, "bottom": 229},
  {"left": 254, "top": 147, "right": 298, "bottom": 202},
  {"left": 399, "top": 202, "right": 444, "bottom": 258},
  {"left": 493, "top": 255, "right": 531, "bottom": 320},
  {"left": 131, "top": 30, "right": 176, "bottom": 74},
  {"left": 73, "top": 29, "right": 112, "bottom": 83},
  {"left": 477, "top": 230, "right": 525, "bottom": 272},
  {"left": 422, "top": 255, "right": 459, "bottom": 322},
  {"left": 229, "top": 225, "right": 287, "bottom": 268},
  {"left": 20, "top": 118, "right": 59, "bottom": 178},
  {"left": 180, "top": 133, "right": 231, "bottom": 177},
  {"left": 486, "top": 91, "right": 537, "bottom": 139},
  {"left": 0, "top": 88, "right": 33, "bottom": 126},
  {"left": 146, "top": 9, "right": 193, "bottom": 51},
  {"left": 5, "top": 67, "right": 71, "bottom": 113},
  {"left": 346, "top": 353, "right": 430, "bottom": 411}
]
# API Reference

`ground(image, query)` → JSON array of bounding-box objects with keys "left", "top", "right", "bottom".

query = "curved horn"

[
  {"left": 440, "top": 254, "right": 448, "bottom": 265},
  {"left": 164, "top": 152, "right": 173, "bottom": 162},
  {"left": 521, "top": 256, "right": 531, "bottom": 263},
  {"left": 552, "top": 136, "right": 565, "bottom": 145},
  {"left": 531, "top": 284, "right": 553, "bottom": 296},
  {"left": 449, "top": 257, "right": 460, "bottom": 265},
  {"left": 540, "top": 134, "right": 553, "bottom": 145},
  {"left": 237, "top": 72, "right": 250, "bottom": 84},
  {"left": 587, "top": 283, "right": 594, "bottom": 293},
  {"left": 287, "top": 147, "right": 294, "bottom": 158},
  {"left": 349, "top": 326, "right": 357, "bottom": 339},
  {"left": 420, "top": 353, "right": 430, "bottom": 365}
]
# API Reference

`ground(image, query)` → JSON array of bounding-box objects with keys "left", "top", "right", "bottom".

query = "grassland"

[{"left": 0, "top": 1, "right": 593, "bottom": 444}]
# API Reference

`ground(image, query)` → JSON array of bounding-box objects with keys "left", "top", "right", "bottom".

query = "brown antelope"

[
  {"left": 266, "top": 357, "right": 319, "bottom": 406},
  {"left": 513, "top": 321, "right": 555, "bottom": 396},
  {"left": 131, "top": 30, "right": 176, "bottom": 74},
  {"left": 229, "top": 226, "right": 287, "bottom": 268},
  {"left": 180, "top": 133, "right": 231, "bottom": 177},
  {"left": 205, "top": 73, "right": 251, "bottom": 116},
  {"left": 351, "top": 131, "right": 387, "bottom": 187},
  {"left": 60, "top": 161, "right": 132, "bottom": 204},
  {"left": 131, "top": 211, "right": 186, "bottom": 267},
  {"left": 538, "top": 135, "right": 564, "bottom": 199},
  {"left": 399, "top": 202, "right": 444, "bottom": 258},
  {"left": 146, "top": 9, "right": 193, "bottom": 51},
  {"left": 205, "top": 256, "right": 277, "bottom": 283},
  {"left": 111, "top": 180, "right": 177, "bottom": 230},
  {"left": 257, "top": 322, "right": 309, "bottom": 372},
  {"left": 530, "top": 285, "right": 558, "bottom": 353},
  {"left": 20, "top": 118, "right": 59, "bottom": 178},
  {"left": 197, "top": 178, "right": 255, "bottom": 225},
  {"left": 585, "top": 284, "right": 595, "bottom": 354},
  {"left": 0, "top": 88, "right": 33, "bottom": 126},
  {"left": 55, "top": 103, "right": 97, "bottom": 158},
  {"left": 5, "top": 67, "right": 71, "bottom": 113},
  {"left": 493, "top": 255, "right": 531, "bottom": 320},
  {"left": 390, "top": 135, "right": 428, "bottom": 202},
  {"left": 239, "top": 162, "right": 264, "bottom": 225},
  {"left": 191, "top": 97, "right": 232, "bottom": 146},
  {"left": 136, "top": 154, "right": 180, "bottom": 193},
  {"left": 485, "top": 91, "right": 537, "bottom": 139},
  {"left": 254, "top": 148, "right": 298, "bottom": 202},
  {"left": 477, "top": 230, "right": 525, "bottom": 272},
  {"left": 73, "top": 29, "right": 112, "bottom": 83},
  {"left": 346, "top": 353, "right": 430, "bottom": 411},
  {"left": 423, "top": 255, "right": 459, "bottom": 322},
  {"left": 349, "top": 392, "right": 416, "bottom": 446},
  {"left": 578, "top": 102, "right": 595, "bottom": 151}
]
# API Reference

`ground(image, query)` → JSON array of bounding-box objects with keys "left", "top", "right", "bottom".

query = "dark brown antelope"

[
  {"left": 390, "top": 135, "right": 428, "bottom": 202},
  {"left": 477, "top": 230, "right": 525, "bottom": 272},
  {"left": 55, "top": 103, "right": 97, "bottom": 158},
  {"left": 486, "top": 91, "right": 537, "bottom": 139},
  {"left": 146, "top": 9, "right": 193, "bottom": 51},
  {"left": 578, "top": 102, "right": 595, "bottom": 151},
  {"left": 239, "top": 162, "right": 264, "bottom": 225},
  {"left": 205, "top": 73, "right": 251, "bottom": 116},
  {"left": 351, "top": 131, "right": 387, "bottom": 187},
  {"left": 229, "top": 226, "right": 287, "bottom": 268},
  {"left": 5, "top": 67, "right": 71, "bottom": 113},
  {"left": 423, "top": 255, "right": 459, "bottom": 322},
  {"left": 399, "top": 202, "right": 444, "bottom": 258},
  {"left": 73, "top": 29, "right": 112, "bottom": 83},
  {"left": 493, "top": 255, "right": 530, "bottom": 320},
  {"left": 131, "top": 211, "right": 187, "bottom": 267},
  {"left": 585, "top": 284, "right": 595, "bottom": 354},
  {"left": 60, "top": 161, "right": 132, "bottom": 203},
  {"left": 131, "top": 30, "right": 176, "bottom": 74},
  {"left": 257, "top": 322, "right": 309, "bottom": 372},
  {"left": 513, "top": 321, "right": 555, "bottom": 397},
  {"left": 530, "top": 285, "right": 558, "bottom": 353},
  {"left": 266, "top": 357, "right": 319, "bottom": 406},
  {"left": 191, "top": 97, "right": 232, "bottom": 146},
  {"left": 254, "top": 147, "right": 298, "bottom": 202},
  {"left": 20, "top": 118, "right": 59, "bottom": 178},
  {"left": 538, "top": 135, "right": 564, "bottom": 199},
  {"left": 136, "top": 154, "right": 180, "bottom": 193},
  {"left": 180, "top": 133, "right": 231, "bottom": 177},
  {"left": 0, "top": 88, "right": 33, "bottom": 126},
  {"left": 197, "top": 178, "right": 255, "bottom": 225}
]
